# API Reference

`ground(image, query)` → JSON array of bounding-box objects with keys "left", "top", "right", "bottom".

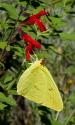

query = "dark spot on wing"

[
  {"left": 34, "top": 85, "right": 40, "bottom": 90},
  {"left": 22, "top": 88, "right": 29, "bottom": 95},
  {"left": 49, "top": 88, "right": 53, "bottom": 91}
]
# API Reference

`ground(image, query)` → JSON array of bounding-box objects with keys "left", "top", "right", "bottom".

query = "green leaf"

[
  {"left": 13, "top": 45, "right": 23, "bottom": 53},
  {"left": 65, "top": 66, "right": 75, "bottom": 75},
  {"left": 6, "top": 96, "right": 16, "bottom": 106},
  {"left": 0, "top": 92, "right": 16, "bottom": 106},
  {"left": 60, "top": 32, "right": 75, "bottom": 41},
  {"left": 12, "top": 45, "right": 24, "bottom": 57},
  {"left": 4, "top": 74, "right": 13, "bottom": 84},
  {"left": 0, "top": 92, "right": 7, "bottom": 102},
  {"left": 8, "top": 90, "right": 17, "bottom": 95},
  {"left": 0, "top": 3, "right": 18, "bottom": 19},
  {"left": 49, "top": 16, "right": 66, "bottom": 29},
  {"left": 32, "top": 6, "right": 45, "bottom": 15},
  {"left": 0, "top": 102, "right": 7, "bottom": 110}
]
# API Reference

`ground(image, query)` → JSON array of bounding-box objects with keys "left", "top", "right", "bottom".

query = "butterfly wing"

[
  {"left": 17, "top": 65, "right": 47, "bottom": 104},
  {"left": 17, "top": 61, "right": 63, "bottom": 111},
  {"left": 39, "top": 65, "right": 63, "bottom": 111}
]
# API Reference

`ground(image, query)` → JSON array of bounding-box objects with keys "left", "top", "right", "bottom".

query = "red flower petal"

[
  {"left": 22, "top": 33, "right": 41, "bottom": 48},
  {"left": 35, "top": 18, "right": 46, "bottom": 32},
  {"left": 20, "top": 15, "right": 37, "bottom": 25},
  {"left": 25, "top": 43, "right": 32, "bottom": 53},
  {"left": 25, "top": 44, "right": 33, "bottom": 61},
  {"left": 26, "top": 50, "right": 31, "bottom": 61}
]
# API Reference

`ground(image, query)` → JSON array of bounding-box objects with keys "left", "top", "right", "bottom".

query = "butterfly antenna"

[
  {"left": 30, "top": 55, "right": 35, "bottom": 61},
  {"left": 34, "top": 53, "right": 38, "bottom": 60},
  {"left": 30, "top": 52, "right": 38, "bottom": 61}
]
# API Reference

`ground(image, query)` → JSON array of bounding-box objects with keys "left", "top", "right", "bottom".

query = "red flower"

[
  {"left": 22, "top": 33, "right": 41, "bottom": 48},
  {"left": 22, "top": 33, "right": 41, "bottom": 60},
  {"left": 17, "top": 27, "right": 41, "bottom": 60},
  {"left": 20, "top": 10, "right": 48, "bottom": 32},
  {"left": 25, "top": 44, "right": 33, "bottom": 61}
]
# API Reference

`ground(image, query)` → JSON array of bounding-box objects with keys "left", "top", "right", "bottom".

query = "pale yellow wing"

[{"left": 17, "top": 60, "right": 63, "bottom": 111}]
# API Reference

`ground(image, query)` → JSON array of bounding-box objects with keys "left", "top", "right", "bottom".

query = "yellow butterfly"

[{"left": 17, "top": 59, "right": 63, "bottom": 111}]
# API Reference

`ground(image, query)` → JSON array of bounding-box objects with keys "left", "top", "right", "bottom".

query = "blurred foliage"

[{"left": 0, "top": 0, "right": 75, "bottom": 125}]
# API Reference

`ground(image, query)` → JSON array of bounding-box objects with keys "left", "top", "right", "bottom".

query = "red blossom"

[
  {"left": 25, "top": 44, "right": 33, "bottom": 61},
  {"left": 17, "top": 27, "right": 41, "bottom": 60},
  {"left": 22, "top": 33, "right": 41, "bottom": 60},
  {"left": 20, "top": 10, "right": 48, "bottom": 32},
  {"left": 22, "top": 33, "right": 41, "bottom": 48}
]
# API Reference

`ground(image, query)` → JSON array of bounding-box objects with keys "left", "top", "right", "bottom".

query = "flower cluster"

[
  {"left": 17, "top": 10, "right": 48, "bottom": 61},
  {"left": 20, "top": 10, "right": 48, "bottom": 32}
]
